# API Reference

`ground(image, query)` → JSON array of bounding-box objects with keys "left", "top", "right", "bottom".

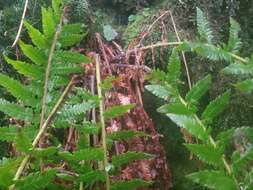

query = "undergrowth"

[{"left": 146, "top": 7, "right": 253, "bottom": 190}]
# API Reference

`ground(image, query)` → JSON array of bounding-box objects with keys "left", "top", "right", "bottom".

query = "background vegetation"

[{"left": 0, "top": 0, "right": 253, "bottom": 189}]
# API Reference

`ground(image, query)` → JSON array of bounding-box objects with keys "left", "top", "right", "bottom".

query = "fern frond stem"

[
  {"left": 178, "top": 96, "right": 232, "bottom": 175},
  {"left": 128, "top": 42, "right": 183, "bottom": 53},
  {"left": 169, "top": 11, "right": 192, "bottom": 89},
  {"left": 9, "top": 78, "right": 75, "bottom": 189},
  {"left": 95, "top": 54, "right": 110, "bottom": 190},
  {"left": 229, "top": 53, "right": 248, "bottom": 64},
  {"left": 11, "top": 0, "right": 29, "bottom": 47},
  {"left": 39, "top": 10, "right": 65, "bottom": 130}
]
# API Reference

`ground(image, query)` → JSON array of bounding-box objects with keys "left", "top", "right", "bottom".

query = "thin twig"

[
  {"left": 11, "top": 0, "right": 29, "bottom": 47},
  {"left": 96, "top": 33, "right": 112, "bottom": 75},
  {"left": 95, "top": 54, "right": 110, "bottom": 190},
  {"left": 9, "top": 78, "right": 75, "bottom": 190},
  {"left": 39, "top": 9, "right": 65, "bottom": 130},
  {"left": 139, "top": 10, "right": 170, "bottom": 45},
  {"left": 169, "top": 11, "right": 192, "bottom": 89},
  {"left": 110, "top": 64, "right": 152, "bottom": 73}
]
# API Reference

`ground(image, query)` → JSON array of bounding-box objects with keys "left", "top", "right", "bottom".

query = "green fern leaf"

[
  {"left": 107, "top": 130, "right": 147, "bottom": 141},
  {"left": 167, "top": 48, "right": 181, "bottom": 86},
  {"left": 32, "top": 147, "right": 58, "bottom": 158},
  {"left": 223, "top": 64, "right": 253, "bottom": 76},
  {"left": 0, "top": 99, "right": 34, "bottom": 121},
  {"left": 201, "top": 91, "right": 231, "bottom": 124},
  {"left": 216, "top": 128, "right": 235, "bottom": 148},
  {"left": 104, "top": 104, "right": 135, "bottom": 120},
  {"left": 234, "top": 79, "right": 253, "bottom": 93},
  {"left": 59, "top": 34, "right": 85, "bottom": 48},
  {"left": 52, "top": 0, "right": 62, "bottom": 16},
  {"left": 4, "top": 56, "right": 43, "bottom": 79},
  {"left": 167, "top": 114, "right": 209, "bottom": 141},
  {"left": 24, "top": 21, "right": 47, "bottom": 49},
  {"left": 0, "top": 74, "right": 36, "bottom": 106},
  {"left": 19, "top": 41, "right": 47, "bottom": 65},
  {"left": 15, "top": 169, "right": 57, "bottom": 190},
  {"left": 190, "top": 42, "right": 232, "bottom": 62},
  {"left": 196, "top": 8, "right": 213, "bottom": 43},
  {"left": 52, "top": 63, "right": 84, "bottom": 75},
  {"left": 145, "top": 84, "right": 174, "bottom": 100},
  {"left": 187, "top": 170, "right": 237, "bottom": 190},
  {"left": 61, "top": 23, "right": 84, "bottom": 35},
  {"left": 54, "top": 51, "right": 90, "bottom": 64},
  {"left": 59, "top": 100, "right": 96, "bottom": 118},
  {"left": 111, "top": 179, "right": 152, "bottom": 190},
  {"left": 60, "top": 148, "right": 104, "bottom": 162},
  {"left": 226, "top": 18, "right": 242, "bottom": 53},
  {"left": 0, "top": 126, "right": 18, "bottom": 142},
  {"left": 157, "top": 103, "right": 197, "bottom": 115},
  {"left": 112, "top": 152, "right": 153, "bottom": 168},
  {"left": 0, "top": 158, "right": 21, "bottom": 188},
  {"left": 42, "top": 7, "right": 56, "bottom": 39},
  {"left": 78, "top": 171, "right": 106, "bottom": 185},
  {"left": 185, "top": 144, "right": 223, "bottom": 166},
  {"left": 232, "top": 147, "right": 253, "bottom": 175},
  {"left": 15, "top": 131, "right": 32, "bottom": 153},
  {"left": 185, "top": 75, "right": 211, "bottom": 104}
]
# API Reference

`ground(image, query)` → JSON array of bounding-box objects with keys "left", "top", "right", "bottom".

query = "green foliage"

[
  {"left": 196, "top": 8, "right": 213, "bottom": 44},
  {"left": 201, "top": 91, "right": 231, "bottom": 124},
  {"left": 185, "top": 75, "right": 212, "bottom": 104},
  {"left": 104, "top": 104, "right": 135, "bottom": 120},
  {"left": 187, "top": 170, "right": 237, "bottom": 190},
  {"left": 112, "top": 152, "right": 153, "bottom": 167},
  {"left": 146, "top": 9, "right": 253, "bottom": 189}
]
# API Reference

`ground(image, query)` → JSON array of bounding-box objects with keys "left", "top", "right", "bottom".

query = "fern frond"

[
  {"left": 59, "top": 34, "right": 85, "bottom": 48},
  {"left": 145, "top": 84, "right": 175, "bottom": 100},
  {"left": 225, "top": 18, "right": 242, "bottom": 53},
  {"left": 14, "top": 131, "right": 32, "bottom": 153},
  {"left": 59, "top": 100, "right": 97, "bottom": 118},
  {"left": 24, "top": 21, "right": 47, "bottom": 49},
  {"left": 0, "top": 74, "right": 36, "bottom": 106},
  {"left": 201, "top": 91, "right": 231, "bottom": 124},
  {"left": 216, "top": 128, "right": 235, "bottom": 148},
  {"left": 104, "top": 104, "right": 135, "bottom": 120},
  {"left": 19, "top": 41, "right": 47, "bottom": 65},
  {"left": 111, "top": 179, "right": 152, "bottom": 190},
  {"left": 61, "top": 23, "right": 84, "bottom": 35},
  {"left": 60, "top": 148, "right": 104, "bottom": 162},
  {"left": 32, "top": 147, "right": 58, "bottom": 159},
  {"left": 196, "top": 8, "right": 213, "bottom": 44},
  {"left": 185, "top": 144, "right": 223, "bottom": 166},
  {"left": 0, "top": 99, "right": 34, "bottom": 121},
  {"left": 185, "top": 75, "right": 211, "bottom": 104},
  {"left": 15, "top": 169, "right": 57, "bottom": 190},
  {"left": 234, "top": 79, "right": 253, "bottom": 93},
  {"left": 4, "top": 56, "right": 43, "bottom": 79},
  {"left": 112, "top": 152, "right": 153, "bottom": 168},
  {"left": 42, "top": 7, "right": 56, "bottom": 39},
  {"left": 157, "top": 103, "right": 197, "bottom": 115},
  {"left": 232, "top": 147, "right": 253, "bottom": 175},
  {"left": 107, "top": 130, "right": 147, "bottom": 141},
  {"left": 54, "top": 51, "right": 90, "bottom": 64},
  {"left": 167, "top": 114, "right": 209, "bottom": 141},
  {"left": 0, "top": 158, "right": 21, "bottom": 188},
  {"left": 223, "top": 64, "right": 253, "bottom": 76},
  {"left": 189, "top": 42, "right": 233, "bottom": 62},
  {"left": 51, "top": 63, "right": 84, "bottom": 75},
  {"left": 0, "top": 126, "right": 18, "bottom": 142},
  {"left": 78, "top": 171, "right": 106, "bottom": 185},
  {"left": 167, "top": 48, "right": 181, "bottom": 87},
  {"left": 52, "top": 0, "right": 62, "bottom": 17},
  {"left": 187, "top": 170, "right": 237, "bottom": 190}
]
